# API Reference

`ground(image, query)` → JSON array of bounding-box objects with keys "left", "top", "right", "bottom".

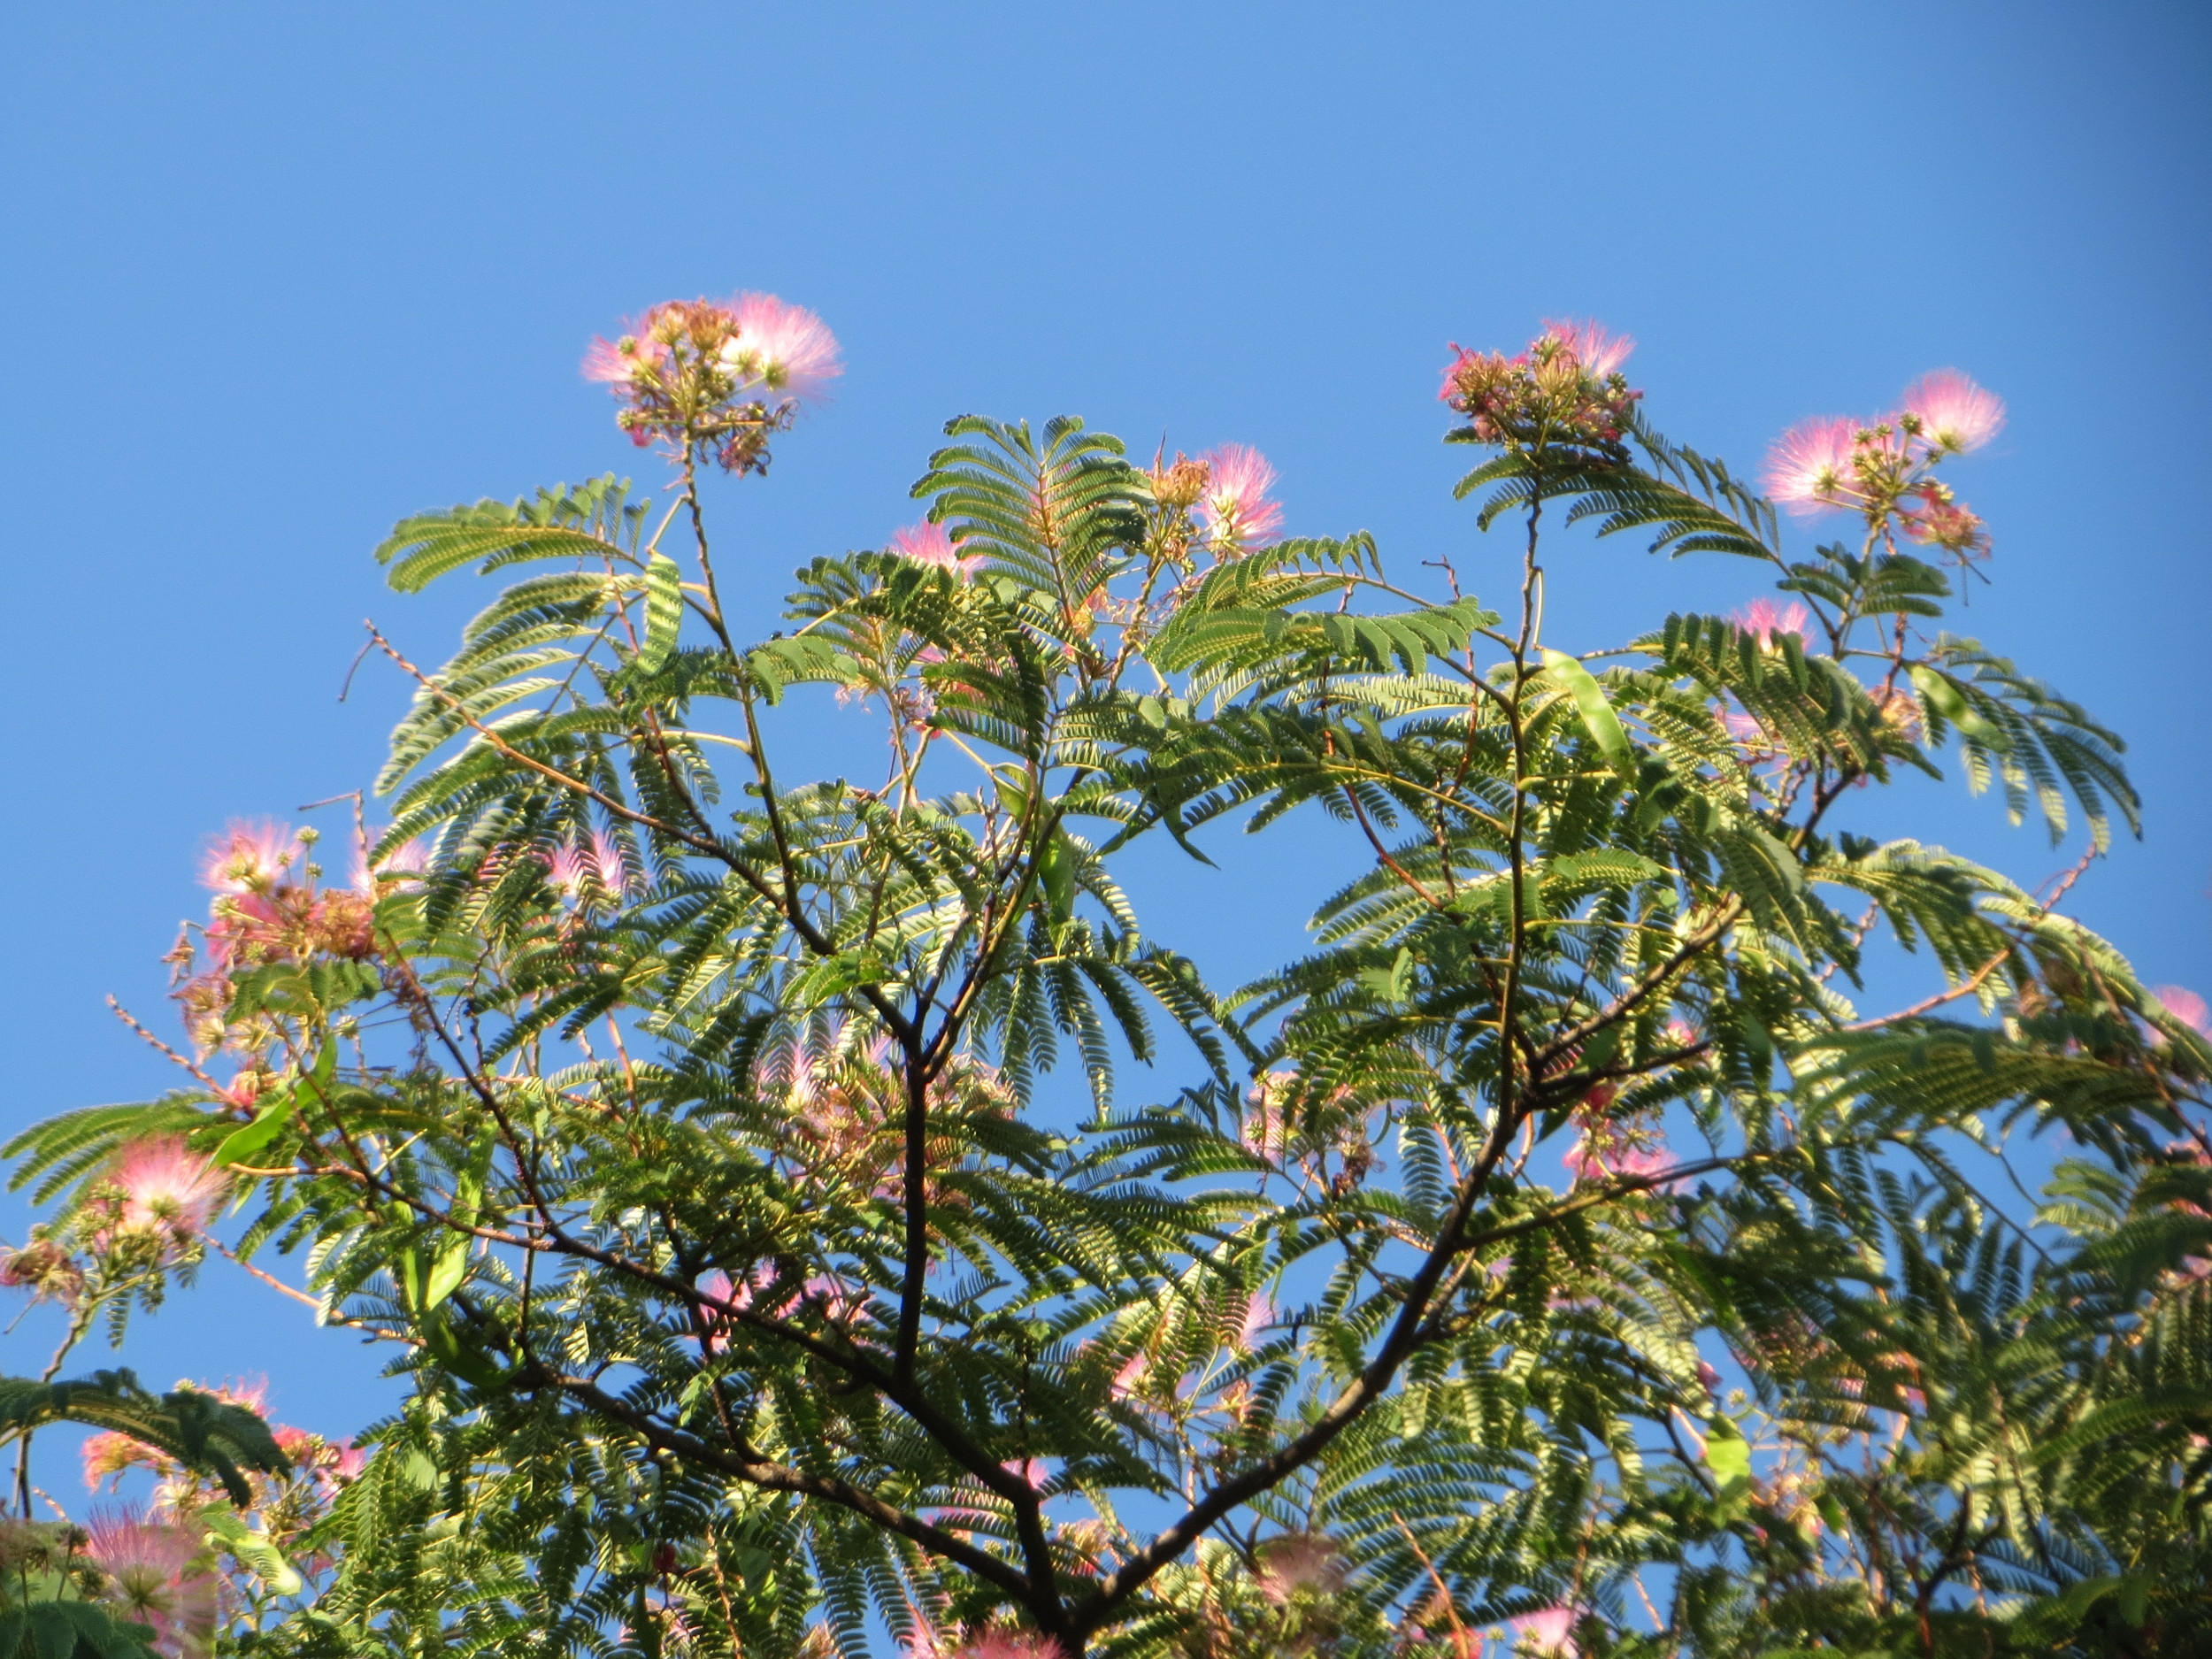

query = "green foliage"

[{"left": 6, "top": 329, "right": 2200, "bottom": 1659}]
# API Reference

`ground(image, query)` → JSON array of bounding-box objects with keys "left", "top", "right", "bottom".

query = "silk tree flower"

[
  {"left": 1899, "top": 368, "right": 2004, "bottom": 454},
  {"left": 955, "top": 1632, "right": 1066, "bottom": 1659},
  {"left": 2154, "top": 985, "right": 2211, "bottom": 1037},
  {"left": 888, "top": 520, "right": 987, "bottom": 580},
  {"left": 1237, "top": 1289, "right": 1275, "bottom": 1350},
  {"left": 1194, "top": 444, "right": 1285, "bottom": 553},
  {"left": 1733, "top": 597, "right": 1812, "bottom": 649},
  {"left": 0, "top": 1238, "right": 83, "bottom": 1304},
  {"left": 721, "top": 292, "right": 842, "bottom": 407},
  {"left": 1511, "top": 1607, "right": 1578, "bottom": 1657},
  {"left": 199, "top": 820, "right": 299, "bottom": 894},
  {"left": 108, "top": 1136, "right": 226, "bottom": 1241},
  {"left": 1540, "top": 317, "right": 1634, "bottom": 380},
  {"left": 1254, "top": 1532, "right": 1348, "bottom": 1604},
  {"left": 1762, "top": 417, "right": 1861, "bottom": 513},
  {"left": 84, "top": 1505, "right": 217, "bottom": 1659},
  {"left": 83, "top": 1430, "right": 176, "bottom": 1492}
]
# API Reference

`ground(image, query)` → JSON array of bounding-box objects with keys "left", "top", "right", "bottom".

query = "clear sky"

[{"left": 4, "top": 1, "right": 2208, "bottom": 1453}]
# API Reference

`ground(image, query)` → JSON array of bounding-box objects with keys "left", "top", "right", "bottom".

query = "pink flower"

[
  {"left": 1696, "top": 1359, "right": 1722, "bottom": 1394},
  {"left": 351, "top": 833, "right": 429, "bottom": 893},
  {"left": 82, "top": 1431, "right": 171, "bottom": 1490},
  {"left": 1254, "top": 1532, "right": 1347, "bottom": 1604},
  {"left": 109, "top": 1137, "right": 226, "bottom": 1239},
  {"left": 723, "top": 292, "right": 842, "bottom": 407},
  {"left": 1899, "top": 368, "right": 2004, "bottom": 455},
  {"left": 1511, "top": 1607, "right": 1578, "bottom": 1657},
  {"left": 1540, "top": 317, "right": 1634, "bottom": 380},
  {"left": 84, "top": 1505, "right": 216, "bottom": 1658},
  {"left": 955, "top": 1632, "right": 1065, "bottom": 1659},
  {"left": 199, "top": 820, "right": 299, "bottom": 894},
  {"left": 1109, "top": 1348, "right": 1149, "bottom": 1402},
  {"left": 1194, "top": 443, "right": 1285, "bottom": 552},
  {"left": 582, "top": 329, "right": 671, "bottom": 387},
  {"left": 888, "top": 520, "right": 986, "bottom": 580},
  {"left": 1237, "top": 1289, "right": 1274, "bottom": 1350},
  {"left": 1762, "top": 416, "right": 1861, "bottom": 514},
  {"left": 1733, "top": 597, "right": 1812, "bottom": 649},
  {"left": 329, "top": 1439, "right": 366, "bottom": 1482},
  {"left": 2154, "top": 985, "right": 2211, "bottom": 1037}
]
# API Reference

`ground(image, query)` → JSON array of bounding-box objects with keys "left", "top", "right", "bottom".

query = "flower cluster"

[
  {"left": 83, "top": 1505, "right": 219, "bottom": 1659},
  {"left": 1143, "top": 444, "right": 1286, "bottom": 568},
  {"left": 1440, "top": 319, "right": 1641, "bottom": 459},
  {"left": 584, "top": 293, "right": 841, "bottom": 473},
  {"left": 173, "top": 821, "right": 383, "bottom": 1056},
  {"left": 1762, "top": 370, "right": 2003, "bottom": 564}
]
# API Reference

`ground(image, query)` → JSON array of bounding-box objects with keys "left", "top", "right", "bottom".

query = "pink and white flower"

[
  {"left": 1194, "top": 444, "right": 1285, "bottom": 552},
  {"left": 723, "top": 292, "right": 843, "bottom": 407},
  {"left": 954, "top": 1632, "right": 1065, "bottom": 1659},
  {"left": 1899, "top": 368, "right": 2004, "bottom": 455},
  {"left": 84, "top": 1505, "right": 217, "bottom": 1658},
  {"left": 889, "top": 520, "right": 987, "bottom": 580},
  {"left": 1733, "top": 597, "right": 1812, "bottom": 649},
  {"left": 1762, "top": 417, "right": 1861, "bottom": 514},
  {"left": 109, "top": 1137, "right": 226, "bottom": 1239},
  {"left": 1540, "top": 317, "right": 1635, "bottom": 380},
  {"left": 1254, "top": 1532, "right": 1348, "bottom": 1604},
  {"left": 1511, "top": 1606, "right": 1578, "bottom": 1657},
  {"left": 199, "top": 821, "right": 299, "bottom": 894},
  {"left": 2154, "top": 985, "right": 2210, "bottom": 1037}
]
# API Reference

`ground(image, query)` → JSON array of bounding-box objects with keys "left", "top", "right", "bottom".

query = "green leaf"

[
  {"left": 638, "top": 550, "right": 685, "bottom": 673},
  {"left": 212, "top": 1041, "right": 333, "bottom": 1167}
]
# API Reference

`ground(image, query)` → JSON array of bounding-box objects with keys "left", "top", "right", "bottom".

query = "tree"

[{"left": 6, "top": 301, "right": 2206, "bottom": 1657}]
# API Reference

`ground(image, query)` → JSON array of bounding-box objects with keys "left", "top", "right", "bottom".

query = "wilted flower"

[
  {"left": 1194, "top": 444, "right": 1284, "bottom": 554},
  {"left": 1899, "top": 481, "right": 1990, "bottom": 557},
  {"left": 1898, "top": 368, "right": 2004, "bottom": 454},
  {"left": 0, "top": 1237, "right": 83, "bottom": 1304}
]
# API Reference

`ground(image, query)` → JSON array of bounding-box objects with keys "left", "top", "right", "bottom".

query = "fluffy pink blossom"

[
  {"left": 1194, "top": 443, "right": 1285, "bottom": 552},
  {"left": 329, "top": 1439, "right": 366, "bottom": 1482},
  {"left": 1697, "top": 1359, "right": 1723, "bottom": 1394},
  {"left": 1109, "top": 1348, "right": 1149, "bottom": 1402},
  {"left": 1734, "top": 597, "right": 1812, "bottom": 649},
  {"left": 1255, "top": 1532, "right": 1348, "bottom": 1604},
  {"left": 199, "top": 820, "right": 299, "bottom": 893},
  {"left": 1511, "top": 1607, "right": 1578, "bottom": 1657},
  {"left": 1899, "top": 368, "right": 2004, "bottom": 455},
  {"left": 109, "top": 1136, "right": 226, "bottom": 1239},
  {"left": 955, "top": 1632, "right": 1065, "bottom": 1659},
  {"left": 82, "top": 1431, "right": 172, "bottom": 1490},
  {"left": 889, "top": 520, "right": 987, "bottom": 580},
  {"left": 1762, "top": 416, "right": 1861, "bottom": 514},
  {"left": 1563, "top": 1132, "right": 1685, "bottom": 1194},
  {"left": 350, "top": 833, "right": 428, "bottom": 893},
  {"left": 2154, "top": 985, "right": 2211, "bottom": 1037},
  {"left": 723, "top": 292, "right": 843, "bottom": 407},
  {"left": 1237, "top": 1289, "right": 1275, "bottom": 1350},
  {"left": 1540, "top": 317, "right": 1634, "bottom": 380},
  {"left": 581, "top": 329, "right": 671, "bottom": 387},
  {"left": 85, "top": 1505, "right": 216, "bottom": 1657}
]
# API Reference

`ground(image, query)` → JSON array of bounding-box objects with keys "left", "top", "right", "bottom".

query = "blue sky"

[{"left": 4, "top": 0, "right": 2208, "bottom": 1453}]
